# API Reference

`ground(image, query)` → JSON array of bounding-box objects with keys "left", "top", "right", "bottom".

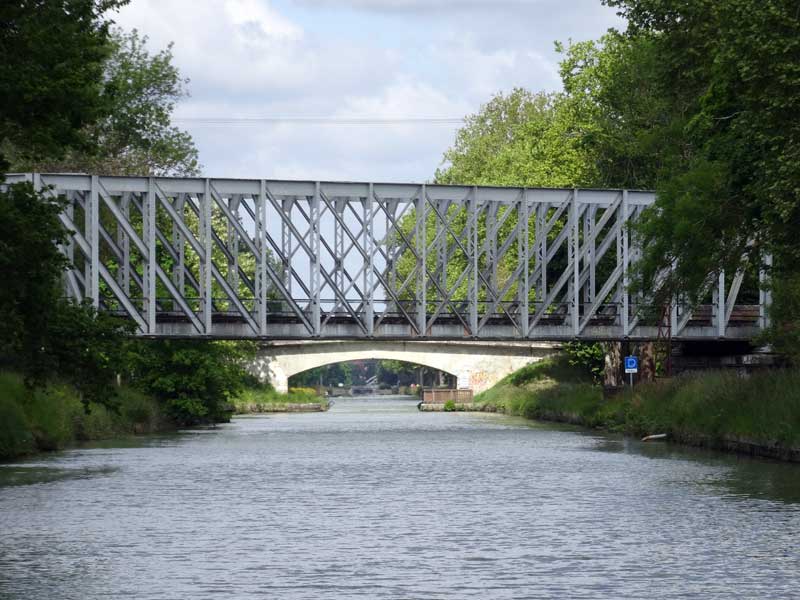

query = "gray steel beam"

[{"left": 15, "top": 172, "right": 770, "bottom": 342}]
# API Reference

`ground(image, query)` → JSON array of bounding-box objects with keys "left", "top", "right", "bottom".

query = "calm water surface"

[{"left": 1, "top": 396, "right": 799, "bottom": 599}]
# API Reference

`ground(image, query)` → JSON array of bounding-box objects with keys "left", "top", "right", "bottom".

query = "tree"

[
  {"left": 0, "top": 182, "right": 133, "bottom": 407},
  {"left": 557, "top": 33, "right": 671, "bottom": 191},
  {"left": 0, "top": 183, "right": 69, "bottom": 364},
  {"left": 376, "top": 360, "right": 419, "bottom": 386},
  {"left": 436, "top": 88, "right": 597, "bottom": 188},
  {"left": 0, "top": 0, "right": 129, "bottom": 171},
  {"left": 10, "top": 28, "right": 200, "bottom": 176},
  {"left": 126, "top": 340, "right": 255, "bottom": 424},
  {"left": 391, "top": 89, "right": 598, "bottom": 308},
  {"left": 581, "top": 1, "right": 800, "bottom": 311}
]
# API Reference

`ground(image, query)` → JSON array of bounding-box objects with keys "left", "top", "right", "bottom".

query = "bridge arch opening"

[
  {"left": 289, "top": 358, "right": 457, "bottom": 394},
  {"left": 248, "top": 341, "right": 557, "bottom": 394}
]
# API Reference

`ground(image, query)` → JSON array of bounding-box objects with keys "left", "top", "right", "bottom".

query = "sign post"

[{"left": 624, "top": 355, "right": 638, "bottom": 388}]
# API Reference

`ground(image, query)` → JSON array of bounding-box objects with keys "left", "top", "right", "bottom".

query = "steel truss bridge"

[{"left": 6, "top": 173, "right": 770, "bottom": 341}]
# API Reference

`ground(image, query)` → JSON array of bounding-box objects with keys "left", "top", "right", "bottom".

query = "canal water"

[{"left": 1, "top": 396, "right": 799, "bottom": 599}]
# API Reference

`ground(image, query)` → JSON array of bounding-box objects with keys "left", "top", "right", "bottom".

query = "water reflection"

[
  {"left": 0, "top": 464, "right": 119, "bottom": 487},
  {"left": 589, "top": 432, "right": 800, "bottom": 504}
]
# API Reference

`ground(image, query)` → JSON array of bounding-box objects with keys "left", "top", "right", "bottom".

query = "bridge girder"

[{"left": 4, "top": 173, "right": 769, "bottom": 341}]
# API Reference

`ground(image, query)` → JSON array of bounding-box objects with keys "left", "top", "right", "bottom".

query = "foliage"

[
  {"left": 557, "top": 32, "right": 668, "bottom": 191},
  {"left": 291, "top": 362, "right": 354, "bottom": 387},
  {"left": 429, "top": 1, "right": 800, "bottom": 351},
  {"left": 41, "top": 302, "right": 135, "bottom": 408},
  {"left": 0, "top": 0, "right": 128, "bottom": 170},
  {"left": 764, "top": 271, "right": 800, "bottom": 365},
  {"left": 0, "top": 377, "right": 35, "bottom": 458},
  {"left": 436, "top": 88, "right": 598, "bottom": 187},
  {"left": 376, "top": 360, "right": 420, "bottom": 386},
  {"left": 232, "top": 384, "right": 324, "bottom": 412},
  {"left": 0, "top": 371, "right": 168, "bottom": 459},
  {"left": 389, "top": 89, "right": 599, "bottom": 307},
  {"left": 0, "top": 182, "right": 133, "bottom": 408},
  {"left": 0, "top": 182, "right": 69, "bottom": 365},
  {"left": 478, "top": 362, "right": 800, "bottom": 451},
  {"left": 504, "top": 355, "right": 594, "bottom": 387},
  {"left": 10, "top": 28, "right": 200, "bottom": 176},
  {"left": 562, "top": 342, "right": 605, "bottom": 383},
  {"left": 443, "top": 399, "right": 457, "bottom": 412},
  {"left": 126, "top": 340, "right": 256, "bottom": 425},
  {"left": 563, "top": 1, "right": 800, "bottom": 315}
]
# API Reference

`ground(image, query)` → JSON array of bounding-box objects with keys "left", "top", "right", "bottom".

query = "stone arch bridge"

[{"left": 248, "top": 340, "right": 558, "bottom": 394}]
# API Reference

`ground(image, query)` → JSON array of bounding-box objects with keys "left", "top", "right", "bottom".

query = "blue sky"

[{"left": 115, "top": 0, "right": 623, "bottom": 182}]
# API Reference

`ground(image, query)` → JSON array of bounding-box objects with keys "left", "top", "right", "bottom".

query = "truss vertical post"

[
  {"left": 365, "top": 184, "right": 375, "bottom": 336},
  {"left": 51, "top": 181, "right": 76, "bottom": 301},
  {"left": 227, "top": 195, "right": 240, "bottom": 290},
  {"left": 258, "top": 180, "right": 268, "bottom": 336},
  {"left": 437, "top": 199, "right": 448, "bottom": 293},
  {"left": 386, "top": 197, "right": 397, "bottom": 318},
  {"left": 416, "top": 185, "right": 427, "bottom": 335},
  {"left": 118, "top": 192, "right": 131, "bottom": 295},
  {"left": 80, "top": 194, "right": 90, "bottom": 303},
  {"left": 536, "top": 202, "right": 547, "bottom": 312},
  {"left": 202, "top": 179, "right": 213, "bottom": 335},
  {"left": 172, "top": 194, "right": 184, "bottom": 295},
  {"left": 311, "top": 183, "right": 321, "bottom": 336},
  {"left": 470, "top": 187, "right": 478, "bottom": 335},
  {"left": 622, "top": 190, "right": 630, "bottom": 337},
  {"left": 571, "top": 189, "right": 580, "bottom": 336},
  {"left": 281, "top": 198, "right": 293, "bottom": 300},
  {"left": 715, "top": 271, "right": 725, "bottom": 337},
  {"left": 65, "top": 195, "right": 78, "bottom": 299},
  {"left": 145, "top": 177, "right": 157, "bottom": 333},
  {"left": 759, "top": 254, "right": 772, "bottom": 330},
  {"left": 519, "top": 190, "right": 529, "bottom": 337},
  {"left": 485, "top": 202, "right": 497, "bottom": 312},
  {"left": 335, "top": 197, "right": 344, "bottom": 294},
  {"left": 585, "top": 205, "right": 596, "bottom": 303},
  {"left": 87, "top": 176, "right": 100, "bottom": 309},
  {"left": 671, "top": 296, "right": 678, "bottom": 332}
]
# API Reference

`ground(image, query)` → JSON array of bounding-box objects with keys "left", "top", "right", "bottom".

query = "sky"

[{"left": 114, "top": 0, "right": 624, "bottom": 183}]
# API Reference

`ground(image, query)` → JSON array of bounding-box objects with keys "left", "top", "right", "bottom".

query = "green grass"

[
  {"left": 232, "top": 385, "right": 325, "bottom": 413},
  {"left": 0, "top": 372, "right": 171, "bottom": 460},
  {"left": 476, "top": 358, "right": 800, "bottom": 453}
]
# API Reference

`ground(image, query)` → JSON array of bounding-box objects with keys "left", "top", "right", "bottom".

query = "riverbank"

[
  {"left": 0, "top": 372, "right": 172, "bottom": 460},
  {"left": 232, "top": 386, "right": 329, "bottom": 414},
  {"left": 475, "top": 358, "right": 800, "bottom": 462}
]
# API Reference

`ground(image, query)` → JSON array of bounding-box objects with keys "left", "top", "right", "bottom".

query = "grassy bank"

[
  {"left": 476, "top": 358, "right": 800, "bottom": 461},
  {"left": 0, "top": 372, "right": 172, "bottom": 460},
  {"left": 232, "top": 385, "right": 328, "bottom": 413}
]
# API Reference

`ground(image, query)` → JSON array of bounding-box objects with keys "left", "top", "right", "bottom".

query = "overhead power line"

[{"left": 172, "top": 116, "right": 466, "bottom": 126}]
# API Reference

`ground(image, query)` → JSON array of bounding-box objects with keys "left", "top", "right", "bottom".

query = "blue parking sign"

[{"left": 624, "top": 356, "right": 638, "bottom": 374}]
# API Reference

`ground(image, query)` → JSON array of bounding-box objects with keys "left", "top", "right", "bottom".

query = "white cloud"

[
  {"left": 113, "top": 0, "right": 620, "bottom": 182},
  {"left": 294, "top": 0, "right": 547, "bottom": 12},
  {"left": 224, "top": 0, "right": 302, "bottom": 38}
]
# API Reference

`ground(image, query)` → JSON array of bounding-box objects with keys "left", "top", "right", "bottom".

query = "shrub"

[
  {"left": 126, "top": 339, "right": 256, "bottom": 425},
  {"left": 0, "top": 374, "right": 35, "bottom": 458}
]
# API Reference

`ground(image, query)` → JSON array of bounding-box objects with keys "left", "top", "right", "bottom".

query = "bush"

[
  {"left": 0, "top": 374, "right": 35, "bottom": 457},
  {"left": 126, "top": 340, "right": 256, "bottom": 425},
  {"left": 479, "top": 360, "right": 800, "bottom": 452},
  {"left": 443, "top": 399, "right": 456, "bottom": 412}
]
